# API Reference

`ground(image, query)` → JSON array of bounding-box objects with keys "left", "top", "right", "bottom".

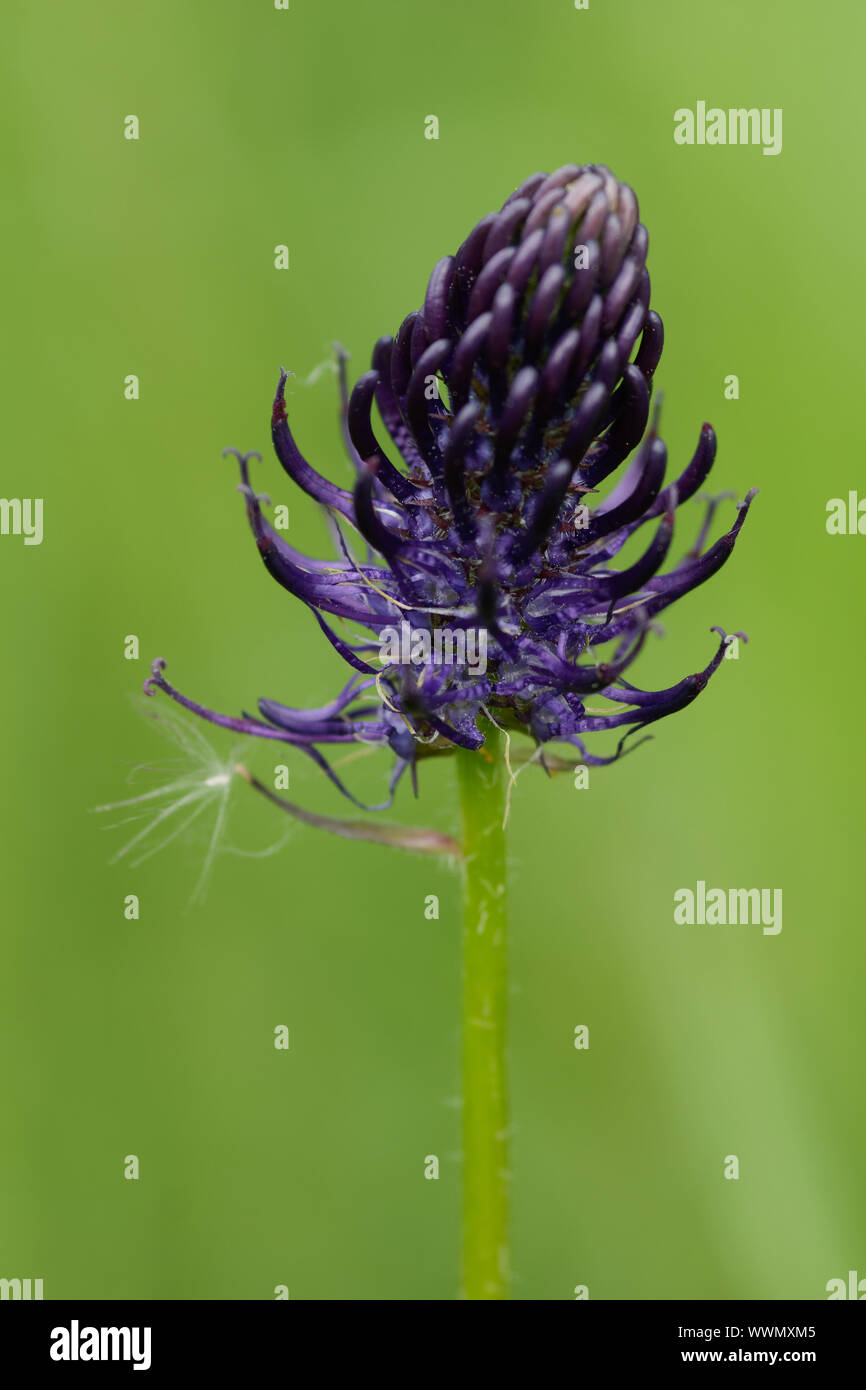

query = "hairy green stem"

[{"left": 456, "top": 726, "right": 509, "bottom": 1300}]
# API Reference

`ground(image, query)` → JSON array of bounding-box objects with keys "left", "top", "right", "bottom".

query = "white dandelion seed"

[{"left": 93, "top": 702, "right": 291, "bottom": 904}]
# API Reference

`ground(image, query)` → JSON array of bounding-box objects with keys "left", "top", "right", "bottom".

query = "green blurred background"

[{"left": 1, "top": 0, "right": 863, "bottom": 1300}]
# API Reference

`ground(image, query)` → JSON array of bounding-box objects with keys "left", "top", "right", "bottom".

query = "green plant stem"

[{"left": 456, "top": 725, "right": 509, "bottom": 1300}]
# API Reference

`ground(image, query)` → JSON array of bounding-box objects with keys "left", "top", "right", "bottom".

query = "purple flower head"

[{"left": 146, "top": 163, "right": 755, "bottom": 812}]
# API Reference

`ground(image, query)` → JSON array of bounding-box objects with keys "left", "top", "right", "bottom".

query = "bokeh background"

[{"left": 1, "top": 0, "right": 863, "bottom": 1300}]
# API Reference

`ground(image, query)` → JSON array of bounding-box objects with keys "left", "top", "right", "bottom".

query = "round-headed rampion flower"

[{"left": 146, "top": 163, "right": 756, "bottom": 812}]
